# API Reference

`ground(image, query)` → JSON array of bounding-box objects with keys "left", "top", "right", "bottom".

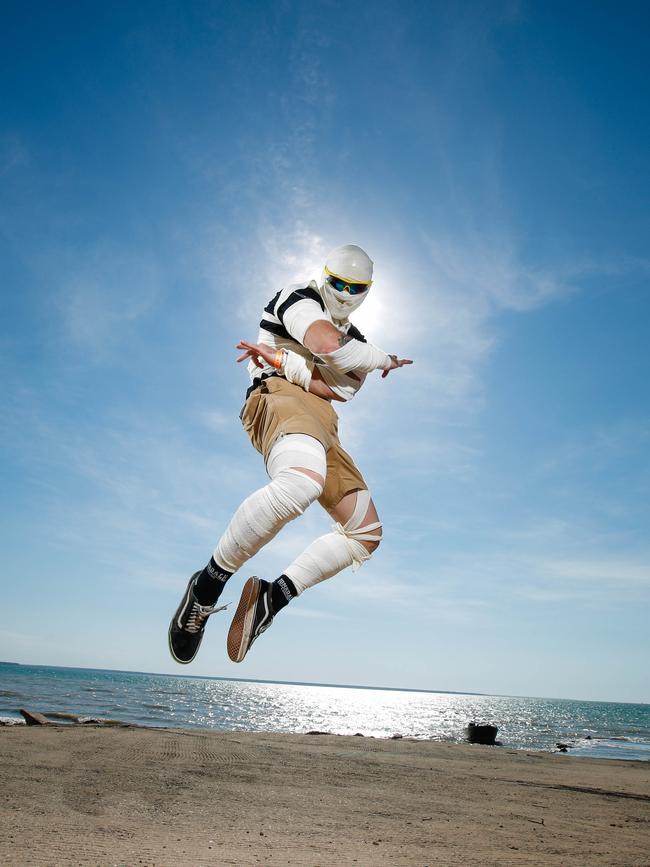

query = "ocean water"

[{"left": 1, "top": 662, "right": 648, "bottom": 761}]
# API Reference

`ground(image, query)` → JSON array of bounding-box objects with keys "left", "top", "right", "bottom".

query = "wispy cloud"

[
  {"left": 56, "top": 243, "right": 161, "bottom": 359},
  {"left": 322, "top": 564, "right": 492, "bottom": 626},
  {"left": 284, "top": 606, "right": 341, "bottom": 621},
  {"left": 539, "top": 556, "right": 650, "bottom": 586},
  {"left": 0, "top": 132, "right": 29, "bottom": 177},
  {"left": 424, "top": 232, "right": 573, "bottom": 314},
  {"left": 198, "top": 410, "right": 231, "bottom": 431},
  {"left": 537, "top": 418, "right": 650, "bottom": 478}
]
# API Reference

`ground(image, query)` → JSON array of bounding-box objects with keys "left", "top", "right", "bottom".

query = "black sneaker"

[
  {"left": 168, "top": 572, "right": 228, "bottom": 664},
  {"left": 227, "top": 577, "right": 275, "bottom": 663}
]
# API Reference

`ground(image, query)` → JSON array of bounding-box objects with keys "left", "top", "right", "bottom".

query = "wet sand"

[{"left": 1, "top": 725, "right": 649, "bottom": 865}]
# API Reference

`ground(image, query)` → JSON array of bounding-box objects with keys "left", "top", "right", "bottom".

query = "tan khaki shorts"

[{"left": 240, "top": 376, "right": 367, "bottom": 512}]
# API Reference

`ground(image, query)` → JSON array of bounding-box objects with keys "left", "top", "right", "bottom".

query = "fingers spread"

[{"left": 236, "top": 339, "right": 265, "bottom": 368}]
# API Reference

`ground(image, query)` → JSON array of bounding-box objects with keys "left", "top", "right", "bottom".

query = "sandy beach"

[{"left": 1, "top": 725, "right": 648, "bottom": 866}]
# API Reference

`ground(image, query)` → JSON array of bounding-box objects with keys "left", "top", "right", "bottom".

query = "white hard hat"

[{"left": 321, "top": 244, "right": 373, "bottom": 321}]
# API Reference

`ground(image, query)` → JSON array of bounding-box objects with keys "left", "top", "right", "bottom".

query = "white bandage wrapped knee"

[
  {"left": 318, "top": 339, "right": 391, "bottom": 375},
  {"left": 214, "top": 434, "right": 326, "bottom": 573},
  {"left": 284, "top": 490, "right": 383, "bottom": 593}
]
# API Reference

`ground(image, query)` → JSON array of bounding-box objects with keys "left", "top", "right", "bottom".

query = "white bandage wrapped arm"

[
  {"left": 318, "top": 339, "right": 391, "bottom": 375},
  {"left": 278, "top": 348, "right": 363, "bottom": 401},
  {"left": 281, "top": 350, "right": 314, "bottom": 391},
  {"left": 314, "top": 363, "right": 367, "bottom": 401}
]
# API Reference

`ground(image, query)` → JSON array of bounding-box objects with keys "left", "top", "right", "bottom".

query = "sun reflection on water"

[
  {"left": 184, "top": 681, "right": 506, "bottom": 741},
  {"left": 1, "top": 664, "right": 648, "bottom": 758}
]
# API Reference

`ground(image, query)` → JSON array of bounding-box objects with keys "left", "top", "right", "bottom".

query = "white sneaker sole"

[{"left": 227, "top": 576, "right": 260, "bottom": 663}]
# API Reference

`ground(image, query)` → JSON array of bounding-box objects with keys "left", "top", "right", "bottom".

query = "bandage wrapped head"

[{"left": 320, "top": 244, "right": 373, "bottom": 321}]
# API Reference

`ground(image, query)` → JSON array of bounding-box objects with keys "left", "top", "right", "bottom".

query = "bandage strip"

[
  {"left": 283, "top": 489, "right": 383, "bottom": 593},
  {"left": 332, "top": 489, "right": 383, "bottom": 570},
  {"left": 281, "top": 351, "right": 313, "bottom": 391},
  {"left": 317, "top": 339, "right": 391, "bottom": 375}
]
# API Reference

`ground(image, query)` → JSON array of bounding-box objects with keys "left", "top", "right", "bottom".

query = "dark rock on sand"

[{"left": 466, "top": 723, "right": 498, "bottom": 745}]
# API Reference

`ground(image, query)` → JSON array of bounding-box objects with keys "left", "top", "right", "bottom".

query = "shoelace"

[{"left": 185, "top": 601, "right": 228, "bottom": 634}]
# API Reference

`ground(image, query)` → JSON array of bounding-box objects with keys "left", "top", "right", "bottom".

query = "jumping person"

[{"left": 168, "top": 244, "right": 412, "bottom": 664}]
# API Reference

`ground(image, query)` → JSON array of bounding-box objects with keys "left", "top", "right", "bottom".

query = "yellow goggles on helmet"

[{"left": 325, "top": 267, "right": 372, "bottom": 296}]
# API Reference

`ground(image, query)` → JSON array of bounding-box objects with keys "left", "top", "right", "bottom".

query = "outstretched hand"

[
  {"left": 236, "top": 340, "right": 276, "bottom": 368},
  {"left": 381, "top": 355, "right": 414, "bottom": 378}
]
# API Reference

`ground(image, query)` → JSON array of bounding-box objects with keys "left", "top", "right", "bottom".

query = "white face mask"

[{"left": 320, "top": 270, "right": 369, "bottom": 322}]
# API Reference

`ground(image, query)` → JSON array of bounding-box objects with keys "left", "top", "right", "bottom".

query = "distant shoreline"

[
  {"left": 0, "top": 659, "right": 487, "bottom": 698},
  {"left": 4, "top": 660, "right": 649, "bottom": 706}
]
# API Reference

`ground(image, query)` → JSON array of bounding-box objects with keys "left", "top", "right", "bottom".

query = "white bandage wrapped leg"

[
  {"left": 284, "top": 490, "right": 383, "bottom": 594},
  {"left": 214, "top": 434, "right": 326, "bottom": 573},
  {"left": 265, "top": 433, "right": 325, "bottom": 477}
]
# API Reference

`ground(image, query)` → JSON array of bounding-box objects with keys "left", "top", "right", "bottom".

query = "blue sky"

[{"left": 1, "top": 1, "right": 648, "bottom": 703}]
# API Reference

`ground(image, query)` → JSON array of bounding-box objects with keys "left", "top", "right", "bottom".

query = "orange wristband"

[{"left": 272, "top": 350, "right": 284, "bottom": 369}]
